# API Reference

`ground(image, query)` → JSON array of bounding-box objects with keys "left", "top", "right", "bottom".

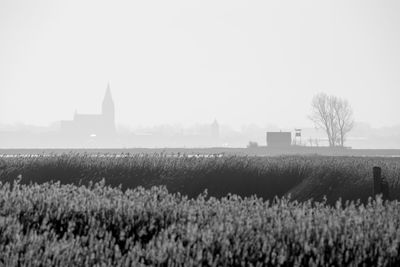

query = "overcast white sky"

[{"left": 1, "top": 0, "right": 399, "bottom": 130}]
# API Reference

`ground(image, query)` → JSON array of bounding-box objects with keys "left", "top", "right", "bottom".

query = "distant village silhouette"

[
  {"left": 0, "top": 84, "right": 399, "bottom": 149},
  {"left": 0, "top": 85, "right": 224, "bottom": 148},
  {"left": 57, "top": 85, "right": 299, "bottom": 148},
  {"left": 57, "top": 85, "right": 222, "bottom": 148}
]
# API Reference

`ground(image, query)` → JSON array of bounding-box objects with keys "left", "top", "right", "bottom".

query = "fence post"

[
  {"left": 373, "top": 166, "right": 382, "bottom": 196},
  {"left": 381, "top": 177, "right": 390, "bottom": 201}
]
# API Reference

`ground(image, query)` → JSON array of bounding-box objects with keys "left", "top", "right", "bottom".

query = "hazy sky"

[{"left": 1, "top": 0, "right": 399, "bottom": 129}]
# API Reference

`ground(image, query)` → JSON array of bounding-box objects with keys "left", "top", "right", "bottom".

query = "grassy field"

[
  {"left": 0, "top": 153, "right": 399, "bottom": 204},
  {"left": 0, "top": 181, "right": 399, "bottom": 266}
]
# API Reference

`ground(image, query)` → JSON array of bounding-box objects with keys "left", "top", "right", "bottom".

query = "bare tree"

[
  {"left": 309, "top": 93, "right": 337, "bottom": 147},
  {"left": 309, "top": 93, "right": 354, "bottom": 147},
  {"left": 332, "top": 97, "right": 354, "bottom": 147}
]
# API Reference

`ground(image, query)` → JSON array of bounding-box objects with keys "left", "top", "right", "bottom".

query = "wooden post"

[{"left": 373, "top": 166, "right": 382, "bottom": 196}]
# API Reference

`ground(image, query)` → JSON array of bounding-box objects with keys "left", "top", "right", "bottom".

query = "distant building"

[
  {"left": 266, "top": 132, "right": 292, "bottom": 147},
  {"left": 60, "top": 84, "right": 116, "bottom": 139}
]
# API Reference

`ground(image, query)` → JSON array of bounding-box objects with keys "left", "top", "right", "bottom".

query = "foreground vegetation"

[
  {"left": 1, "top": 154, "right": 400, "bottom": 265},
  {"left": 1, "top": 153, "right": 400, "bottom": 203},
  {"left": 0, "top": 180, "right": 399, "bottom": 266}
]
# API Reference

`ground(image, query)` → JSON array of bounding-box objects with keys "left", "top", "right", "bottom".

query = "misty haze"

[
  {"left": 1, "top": 1, "right": 400, "bottom": 266},
  {"left": 1, "top": 0, "right": 400, "bottom": 150}
]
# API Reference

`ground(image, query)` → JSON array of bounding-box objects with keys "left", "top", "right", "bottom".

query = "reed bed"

[
  {"left": 0, "top": 153, "right": 400, "bottom": 203},
  {"left": 1, "top": 181, "right": 400, "bottom": 266}
]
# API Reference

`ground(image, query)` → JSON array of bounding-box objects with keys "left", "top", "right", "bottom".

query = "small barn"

[{"left": 266, "top": 132, "right": 292, "bottom": 147}]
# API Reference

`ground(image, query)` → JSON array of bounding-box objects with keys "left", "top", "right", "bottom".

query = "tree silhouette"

[{"left": 309, "top": 93, "right": 354, "bottom": 147}]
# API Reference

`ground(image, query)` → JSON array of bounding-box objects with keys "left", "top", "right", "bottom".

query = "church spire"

[
  {"left": 104, "top": 82, "right": 113, "bottom": 103},
  {"left": 102, "top": 83, "right": 115, "bottom": 126}
]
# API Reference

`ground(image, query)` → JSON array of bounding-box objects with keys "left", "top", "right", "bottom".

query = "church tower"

[
  {"left": 211, "top": 119, "right": 219, "bottom": 138},
  {"left": 102, "top": 83, "right": 116, "bottom": 134}
]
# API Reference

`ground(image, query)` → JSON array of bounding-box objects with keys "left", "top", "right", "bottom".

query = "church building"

[{"left": 60, "top": 85, "right": 116, "bottom": 139}]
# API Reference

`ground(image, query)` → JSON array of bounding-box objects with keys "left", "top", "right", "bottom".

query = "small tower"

[
  {"left": 102, "top": 83, "right": 116, "bottom": 134},
  {"left": 211, "top": 119, "right": 219, "bottom": 138}
]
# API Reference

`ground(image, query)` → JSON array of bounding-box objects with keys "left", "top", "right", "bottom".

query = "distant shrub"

[{"left": 246, "top": 141, "right": 259, "bottom": 148}]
